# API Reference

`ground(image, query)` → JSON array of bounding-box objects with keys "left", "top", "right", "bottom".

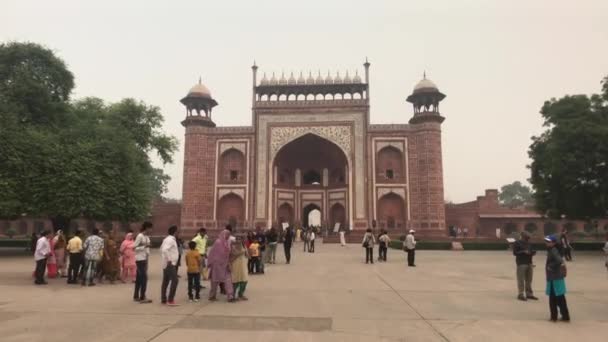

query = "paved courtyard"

[{"left": 0, "top": 243, "right": 607, "bottom": 341}]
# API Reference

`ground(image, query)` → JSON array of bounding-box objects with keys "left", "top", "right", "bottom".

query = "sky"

[{"left": 2, "top": 0, "right": 607, "bottom": 203}]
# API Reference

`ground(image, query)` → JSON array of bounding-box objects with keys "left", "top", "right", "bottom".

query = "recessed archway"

[
  {"left": 330, "top": 203, "right": 346, "bottom": 229},
  {"left": 303, "top": 203, "right": 321, "bottom": 228},
  {"left": 277, "top": 202, "right": 294, "bottom": 227},
  {"left": 217, "top": 193, "right": 244, "bottom": 228},
  {"left": 377, "top": 192, "right": 406, "bottom": 229}
]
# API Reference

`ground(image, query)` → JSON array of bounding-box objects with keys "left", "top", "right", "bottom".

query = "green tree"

[
  {"left": 0, "top": 42, "right": 177, "bottom": 232},
  {"left": 498, "top": 181, "right": 534, "bottom": 208},
  {"left": 528, "top": 76, "right": 608, "bottom": 220}
]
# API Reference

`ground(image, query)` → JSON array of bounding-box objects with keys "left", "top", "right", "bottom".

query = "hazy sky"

[{"left": 2, "top": 0, "right": 607, "bottom": 203}]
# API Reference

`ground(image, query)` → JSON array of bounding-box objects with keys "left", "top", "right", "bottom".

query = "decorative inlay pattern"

[
  {"left": 377, "top": 187, "right": 406, "bottom": 200},
  {"left": 376, "top": 141, "right": 404, "bottom": 153},
  {"left": 270, "top": 126, "right": 351, "bottom": 159},
  {"left": 218, "top": 188, "right": 245, "bottom": 200},
  {"left": 255, "top": 112, "right": 366, "bottom": 219}
]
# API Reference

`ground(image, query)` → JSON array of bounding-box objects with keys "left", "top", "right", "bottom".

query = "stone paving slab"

[{"left": 0, "top": 244, "right": 607, "bottom": 341}]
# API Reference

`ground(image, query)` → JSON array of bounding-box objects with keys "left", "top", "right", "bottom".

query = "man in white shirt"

[
  {"left": 133, "top": 222, "right": 153, "bottom": 303},
  {"left": 309, "top": 230, "right": 316, "bottom": 253},
  {"left": 34, "top": 230, "right": 51, "bottom": 285},
  {"left": 405, "top": 230, "right": 417, "bottom": 267},
  {"left": 160, "top": 225, "right": 180, "bottom": 306}
]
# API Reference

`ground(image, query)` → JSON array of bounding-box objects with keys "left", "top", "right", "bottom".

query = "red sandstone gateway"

[{"left": 179, "top": 61, "right": 447, "bottom": 241}]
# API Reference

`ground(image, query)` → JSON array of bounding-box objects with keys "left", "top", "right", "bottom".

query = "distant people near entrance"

[
  {"left": 255, "top": 227, "right": 266, "bottom": 274},
  {"left": 544, "top": 235, "right": 570, "bottom": 322},
  {"left": 266, "top": 227, "right": 278, "bottom": 264},
  {"left": 308, "top": 228, "right": 316, "bottom": 253},
  {"left": 560, "top": 230, "right": 573, "bottom": 262},
  {"left": 283, "top": 227, "right": 294, "bottom": 264},
  {"left": 133, "top": 222, "right": 152, "bottom": 303},
  {"left": 378, "top": 230, "right": 391, "bottom": 262},
  {"left": 339, "top": 227, "right": 346, "bottom": 247},
  {"left": 362, "top": 229, "right": 375, "bottom": 264},
  {"left": 404, "top": 230, "right": 417, "bottom": 267},
  {"left": 513, "top": 231, "right": 538, "bottom": 301},
  {"left": 34, "top": 230, "right": 51, "bottom": 285},
  {"left": 303, "top": 229, "right": 310, "bottom": 252}
]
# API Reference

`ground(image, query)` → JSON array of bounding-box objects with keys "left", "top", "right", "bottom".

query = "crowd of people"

[
  {"left": 32, "top": 223, "right": 301, "bottom": 306},
  {"left": 31, "top": 222, "right": 608, "bottom": 321}
]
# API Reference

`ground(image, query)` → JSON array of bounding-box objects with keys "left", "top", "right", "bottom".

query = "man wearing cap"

[
  {"left": 513, "top": 231, "right": 538, "bottom": 301},
  {"left": 404, "top": 230, "right": 417, "bottom": 267}
]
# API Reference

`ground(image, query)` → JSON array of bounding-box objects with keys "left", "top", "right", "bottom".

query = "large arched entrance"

[
  {"left": 272, "top": 133, "right": 349, "bottom": 228},
  {"left": 302, "top": 203, "right": 321, "bottom": 228}
]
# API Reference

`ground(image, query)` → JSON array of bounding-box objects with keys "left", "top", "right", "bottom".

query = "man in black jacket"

[{"left": 513, "top": 231, "right": 538, "bottom": 301}]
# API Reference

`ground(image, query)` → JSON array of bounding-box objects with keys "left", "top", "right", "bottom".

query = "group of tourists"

[
  {"left": 33, "top": 228, "right": 133, "bottom": 286},
  {"left": 301, "top": 228, "right": 317, "bottom": 253},
  {"left": 361, "top": 228, "right": 416, "bottom": 266},
  {"left": 512, "top": 230, "right": 572, "bottom": 322},
  {"left": 32, "top": 222, "right": 303, "bottom": 306}
]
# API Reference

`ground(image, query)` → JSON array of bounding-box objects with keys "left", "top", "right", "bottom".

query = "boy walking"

[
  {"left": 185, "top": 241, "right": 202, "bottom": 302},
  {"left": 248, "top": 239, "right": 261, "bottom": 274}
]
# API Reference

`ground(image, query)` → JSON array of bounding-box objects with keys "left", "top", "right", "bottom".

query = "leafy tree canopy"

[
  {"left": 498, "top": 181, "right": 534, "bottom": 208},
  {"left": 528, "top": 76, "right": 608, "bottom": 220},
  {"left": 0, "top": 42, "right": 177, "bottom": 230}
]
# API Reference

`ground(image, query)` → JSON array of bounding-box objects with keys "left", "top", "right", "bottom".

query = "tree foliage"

[
  {"left": 0, "top": 42, "right": 177, "bottom": 230},
  {"left": 528, "top": 76, "right": 608, "bottom": 220},
  {"left": 498, "top": 181, "right": 534, "bottom": 208}
]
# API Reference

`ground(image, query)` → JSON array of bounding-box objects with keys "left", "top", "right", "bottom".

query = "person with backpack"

[
  {"left": 362, "top": 229, "right": 375, "bottom": 264},
  {"left": 378, "top": 230, "right": 390, "bottom": 262}
]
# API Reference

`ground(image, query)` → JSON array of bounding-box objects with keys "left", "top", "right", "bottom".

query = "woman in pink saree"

[
  {"left": 207, "top": 229, "right": 235, "bottom": 302},
  {"left": 120, "top": 232, "right": 136, "bottom": 283}
]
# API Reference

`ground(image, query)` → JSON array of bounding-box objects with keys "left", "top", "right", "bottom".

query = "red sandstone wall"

[
  {"left": 180, "top": 128, "right": 218, "bottom": 235},
  {"left": 408, "top": 123, "right": 446, "bottom": 233}
]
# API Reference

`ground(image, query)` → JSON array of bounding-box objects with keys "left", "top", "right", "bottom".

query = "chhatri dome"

[
  {"left": 187, "top": 78, "right": 213, "bottom": 98},
  {"left": 413, "top": 72, "right": 439, "bottom": 94}
]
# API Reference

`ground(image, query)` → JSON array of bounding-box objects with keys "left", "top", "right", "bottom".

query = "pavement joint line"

[
  {"left": 146, "top": 327, "right": 169, "bottom": 342},
  {"left": 374, "top": 270, "right": 451, "bottom": 342}
]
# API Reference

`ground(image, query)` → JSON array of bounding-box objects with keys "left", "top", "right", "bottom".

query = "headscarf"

[
  {"left": 207, "top": 229, "right": 231, "bottom": 267},
  {"left": 54, "top": 230, "right": 66, "bottom": 248},
  {"left": 120, "top": 233, "right": 134, "bottom": 254}
]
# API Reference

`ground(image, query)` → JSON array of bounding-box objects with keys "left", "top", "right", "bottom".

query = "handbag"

[{"left": 362, "top": 236, "right": 369, "bottom": 248}]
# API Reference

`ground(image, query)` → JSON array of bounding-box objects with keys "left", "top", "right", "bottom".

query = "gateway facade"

[{"left": 179, "top": 61, "right": 447, "bottom": 237}]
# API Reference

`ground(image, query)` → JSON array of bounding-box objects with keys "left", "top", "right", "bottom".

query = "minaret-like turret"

[
  {"left": 406, "top": 73, "right": 446, "bottom": 124},
  {"left": 180, "top": 78, "right": 218, "bottom": 127}
]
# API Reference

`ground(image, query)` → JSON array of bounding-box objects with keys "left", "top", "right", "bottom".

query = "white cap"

[{"left": 409, "top": 229, "right": 415, "bottom": 233}]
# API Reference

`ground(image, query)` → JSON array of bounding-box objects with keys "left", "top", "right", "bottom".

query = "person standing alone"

[
  {"left": 133, "top": 222, "right": 152, "bottom": 303},
  {"left": 404, "top": 230, "right": 417, "bottom": 267},
  {"left": 160, "top": 225, "right": 180, "bottom": 306},
  {"left": 34, "top": 230, "right": 51, "bottom": 285},
  {"left": 513, "top": 231, "right": 538, "bottom": 301},
  {"left": 362, "top": 229, "right": 375, "bottom": 264},
  {"left": 283, "top": 227, "right": 294, "bottom": 264},
  {"left": 544, "top": 235, "right": 570, "bottom": 322}
]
